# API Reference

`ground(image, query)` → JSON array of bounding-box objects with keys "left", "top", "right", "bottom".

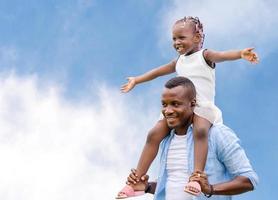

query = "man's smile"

[{"left": 165, "top": 116, "right": 178, "bottom": 123}]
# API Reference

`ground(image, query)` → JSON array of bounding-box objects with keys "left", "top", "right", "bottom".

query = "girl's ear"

[{"left": 193, "top": 33, "right": 201, "bottom": 43}]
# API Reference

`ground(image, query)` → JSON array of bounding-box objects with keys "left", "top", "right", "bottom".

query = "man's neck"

[{"left": 174, "top": 122, "right": 192, "bottom": 135}]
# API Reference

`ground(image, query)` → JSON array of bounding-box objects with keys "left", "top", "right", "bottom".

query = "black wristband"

[
  {"left": 204, "top": 184, "right": 214, "bottom": 198},
  {"left": 145, "top": 183, "right": 152, "bottom": 193}
]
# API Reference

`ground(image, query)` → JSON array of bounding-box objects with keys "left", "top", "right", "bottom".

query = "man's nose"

[{"left": 164, "top": 106, "right": 173, "bottom": 114}]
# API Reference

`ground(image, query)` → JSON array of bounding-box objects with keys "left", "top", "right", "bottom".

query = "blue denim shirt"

[{"left": 154, "top": 124, "right": 258, "bottom": 200}]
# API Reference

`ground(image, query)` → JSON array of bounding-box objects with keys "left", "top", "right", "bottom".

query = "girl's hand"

[
  {"left": 240, "top": 47, "right": 259, "bottom": 64},
  {"left": 121, "top": 77, "right": 136, "bottom": 93}
]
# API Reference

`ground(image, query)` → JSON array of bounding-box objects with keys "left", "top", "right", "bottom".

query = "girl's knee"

[
  {"left": 194, "top": 126, "right": 209, "bottom": 140},
  {"left": 146, "top": 121, "right": 170, "bottom": 145},
  {"left": 146, "top": 129, "right": 161, "bottom": 145}
]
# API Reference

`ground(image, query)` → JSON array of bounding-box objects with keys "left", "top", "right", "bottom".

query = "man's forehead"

[{"left": 162, "top": 86, "right": 189, "bottom": 98}]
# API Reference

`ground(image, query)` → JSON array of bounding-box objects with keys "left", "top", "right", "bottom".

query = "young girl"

[{"left": 116, "top": 16, "right": 258, "bottom": 199}]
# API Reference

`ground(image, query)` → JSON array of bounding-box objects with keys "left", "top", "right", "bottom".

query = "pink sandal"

[
  {"left": 184, "top": 181, "right": 201, "bottom": 196},
  {"left": 116, "top": 185, "right": 145, "bottom": 199}
]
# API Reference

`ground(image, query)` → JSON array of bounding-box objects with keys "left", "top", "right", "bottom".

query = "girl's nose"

[{"left": 174, "top": 39, "right": 180, "bottom": 45}]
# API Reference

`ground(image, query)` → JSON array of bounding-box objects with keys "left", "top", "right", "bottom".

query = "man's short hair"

[{"left": 164, "top": 76, "right": 196, "bottom": 99}]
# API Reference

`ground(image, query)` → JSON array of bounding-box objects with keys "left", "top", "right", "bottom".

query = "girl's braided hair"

[{"left": 175, "top": 16, "right": 205, "bottom": 48}]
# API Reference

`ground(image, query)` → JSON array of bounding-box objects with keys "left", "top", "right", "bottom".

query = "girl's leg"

[
  {"left": 185, "top": 114, "right": 211, "bottom": 195},
  {"left": 192, "top": 114, "right": 211, "bottom": 172},
  {"left": 135, "top": 118, "right": 170, "bottom": 179},
  {"left": 117, "top": 118, "right": 170, "bottom": 198}
]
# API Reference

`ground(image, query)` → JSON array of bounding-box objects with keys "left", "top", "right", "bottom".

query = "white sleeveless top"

[
  {"left": 165, "top": 134, "right": 193, "bottom": 200},
  {"left": 176, "top": 49, "right": 223, "bottom": 124}
]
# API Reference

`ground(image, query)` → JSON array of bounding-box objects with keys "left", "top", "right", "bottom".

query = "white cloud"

[
  {"left": 158, "top": 0, "right": 278, "bottom": 55},
  {"left": 0, "top": 74, "right": 156, "bottom": 200}
]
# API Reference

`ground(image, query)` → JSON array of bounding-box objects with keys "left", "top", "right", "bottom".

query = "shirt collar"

[{"left": 170, "top": 124, "right": 193, "bottom": 136}]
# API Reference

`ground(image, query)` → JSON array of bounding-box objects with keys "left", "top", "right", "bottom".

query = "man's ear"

[{"left": 191, "top": 98, "right": 196, "bottom": 107}]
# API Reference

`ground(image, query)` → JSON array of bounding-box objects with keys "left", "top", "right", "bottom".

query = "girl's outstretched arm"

[
  {"left": 121, "top": 60, "right": 176, "bottom": 93},
  {"left": 204, "top": 48, "right": 259, "bottom": 65}
]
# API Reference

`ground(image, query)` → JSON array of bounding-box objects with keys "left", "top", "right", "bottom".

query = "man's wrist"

[{"left": 204, "top": 184, "right": 214, "bottom": 198}]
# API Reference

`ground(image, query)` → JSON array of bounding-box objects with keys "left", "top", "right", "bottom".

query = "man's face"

[{"left": 161, "top": 85, "right": 195, "bottom": 134}]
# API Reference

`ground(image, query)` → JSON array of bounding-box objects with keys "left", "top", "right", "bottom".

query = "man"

[{"left": 126, "top": 76, "right": 258, "bottom": 200}]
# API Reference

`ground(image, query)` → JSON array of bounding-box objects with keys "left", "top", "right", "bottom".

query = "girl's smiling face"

[{"left": 172, "top": 22, "right": 201, "bottom": 55}]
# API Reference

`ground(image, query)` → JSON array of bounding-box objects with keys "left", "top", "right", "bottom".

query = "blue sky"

[{"left": 0, "top": 0, "right": 277, "bottom": 199}]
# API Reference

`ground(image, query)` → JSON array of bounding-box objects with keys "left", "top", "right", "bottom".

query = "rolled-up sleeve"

[{"left": 214, "top": 125, "right": 259, "bottom": 189}]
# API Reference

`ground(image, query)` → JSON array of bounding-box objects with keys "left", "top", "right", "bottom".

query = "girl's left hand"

[{"left": 241, "top": 47, "right": 259, "bottom": 64}]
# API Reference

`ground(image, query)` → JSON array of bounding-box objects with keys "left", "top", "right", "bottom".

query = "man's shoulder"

[
  {"left": 210, "top": 123, "right": 230, "bottom": 133},
  {"left": 209, "top": 124, "right": 239, "bottom": 143}
]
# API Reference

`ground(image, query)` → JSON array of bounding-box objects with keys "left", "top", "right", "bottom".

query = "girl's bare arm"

[
  {"left": 204, "top": 48, "right": 259, "bottom": 64},
  {"left": 121, "top": 60, "right": 176, "bottom": 93},
  {"left": 135, "top": 60, "right": 176, "bottom": 83}
]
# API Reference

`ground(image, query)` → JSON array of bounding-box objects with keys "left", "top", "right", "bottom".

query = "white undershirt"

[{"left": 165, "top": 134, "right": 193, "bottom": 200}]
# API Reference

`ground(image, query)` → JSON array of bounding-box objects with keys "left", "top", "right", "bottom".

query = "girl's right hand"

[{"left": 121, "top": 77, "right": 136, "bottom": 93}]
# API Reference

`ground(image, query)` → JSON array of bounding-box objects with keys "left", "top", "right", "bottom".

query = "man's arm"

[
  {"left": 216, "top": 125, "right": 259, "bottom": 189},
  {"left": 190, "top": 126, "right": 258, "bottom": 197},
  {"left": 190, "top": 172, "right": 253, "bottom": 196},
  {"left": 212, "top": 176, "right": 253, "bottom": 195}
]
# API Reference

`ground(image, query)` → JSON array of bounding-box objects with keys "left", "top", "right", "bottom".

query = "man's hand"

[
  {"left": 126, "top": 168, "right": 149, "bottom": 191},
  {"left": 240, "top": 47, "right": 259, "bottom": 64},
  {"left": 189, "top": 171, "right": 213, "bottom": 195},
  {"left": 121, "top": 77, "right": 136, "bottom": 93}
]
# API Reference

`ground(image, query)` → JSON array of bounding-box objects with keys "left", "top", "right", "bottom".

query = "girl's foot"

[
  {"left": 116, "top": 184, "right": 145, "bottom": 199},
  {"left": 184, "top": 181, "right": 201, "bottom": 196}
]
